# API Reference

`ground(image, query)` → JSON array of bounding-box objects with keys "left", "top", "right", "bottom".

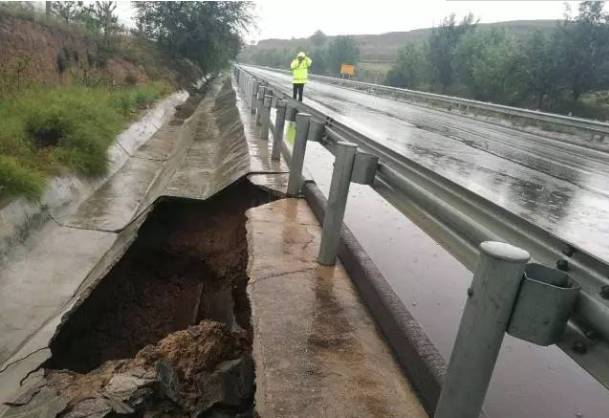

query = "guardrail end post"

[
  {"left": 317, "top": 141, "right": 358, "bottom": 266},
  {"left": 286, "top": 113, "right": 311, "bottom": 196},
  {"left": 272, "top": 99, "right": 287, "bottom": 160},
  {"left": 434, "top": 242, "right": 530, "bottom": 418}
]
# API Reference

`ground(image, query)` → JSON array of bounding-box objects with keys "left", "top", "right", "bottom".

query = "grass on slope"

[{"left": 0, "top": 82, "right": 171, "bottom": 201}]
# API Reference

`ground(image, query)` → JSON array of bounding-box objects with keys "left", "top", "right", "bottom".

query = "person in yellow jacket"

[{"left": 290, "top": 51, "right": 312, "bottom": 102}]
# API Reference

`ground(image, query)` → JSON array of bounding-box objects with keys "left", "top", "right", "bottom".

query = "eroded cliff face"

[{"left": 0, "top": 13, "right": 203, "bottom": 92}]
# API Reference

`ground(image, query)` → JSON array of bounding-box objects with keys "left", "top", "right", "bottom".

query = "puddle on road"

[{"left": 43, "top": 180, "right": 276, "bottom": 417}]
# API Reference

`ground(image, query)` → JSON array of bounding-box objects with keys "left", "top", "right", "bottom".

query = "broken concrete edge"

[
  {"left": 0, "top": 90, "right": 189, "bottom": 260},
  {"left": 0, "top": 206, "right": 149, "bottom": 402},
  {"left": 2, "top": 322, "right": 255, "bottom": 418},
  {"left": 0, "top": 75, "right": 287, "bottom": 403},
  {"left": 302, "top": 180, "right": 446, "bottom": 416},
  {"left": 0, "top": 77, "right": 223, "bottom": 359},
  {"left": 0, "top": 79, "right": 222, "bottom": 397}
]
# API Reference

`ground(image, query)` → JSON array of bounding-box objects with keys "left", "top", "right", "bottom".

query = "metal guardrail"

[
  {"left": 242, "top": 63, "right": 609, "bottom": 152},
  {"left": 233, "top": 64, "right": 609, "bottom": 415}
]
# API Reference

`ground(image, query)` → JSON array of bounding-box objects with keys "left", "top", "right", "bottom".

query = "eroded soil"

[{"left": 36, "top": 180, "right": 276, "bottom": 417}]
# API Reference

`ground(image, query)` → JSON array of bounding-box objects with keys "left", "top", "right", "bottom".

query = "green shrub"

[
  {"left": 0, "top": 155, "right": 45, "bottom": 201},
  {"left": 0, "top": 81, "right": 172, "bottom": 199},
  {"left": 112, "top": 93, "right": 136, "bottom": 115}
]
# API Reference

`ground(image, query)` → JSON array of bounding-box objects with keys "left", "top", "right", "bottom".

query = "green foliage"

[
  {"left": 428, "top": 13, "right": 477, "bottom": 92},
  {"left": 0, "top": 82, "right": 169, "bottom": 199},
  {"left": 310, "top": 30, "right": 328, "bottom": 47},
  {"left": 385, "top": 43, "right": 428, "bottom": 89},
  {"left": 324, "top": 36, "right": 360, "bottom": 76},
  {"left": 308, "top": 47, "right": 329, "bottom": 76},
  {"left": 51, "top": 1, "right": 82, "bottom": 23},
  {"left": 553, "top": 1, "right": 609, "bottom": 100},
  {"left": 382, "top": 3, "right": 609, "bottom": 118},
  {"left": 517, "top": 31, "right": 561, "bottom": 108},
  {"left": 0, "top": 155, "right": 44, "bottom": 201},
  {"left": 133, "top": 2, "right": 253, "bottom": 74},
  {"left": 453, "top": 29, "right": 521, "bottom": 103}
]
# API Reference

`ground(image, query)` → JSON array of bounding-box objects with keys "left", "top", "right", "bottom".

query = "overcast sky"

[
  {"left": 248, "top": 0, "right": 575, "bottom": 42},
  {"left": 115, "top": 1, "right": 586, "bottom": 42}
]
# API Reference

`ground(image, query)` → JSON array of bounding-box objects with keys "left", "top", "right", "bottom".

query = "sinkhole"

[{"left": 44, "top": 179, "right": 277, "bottom": 417}]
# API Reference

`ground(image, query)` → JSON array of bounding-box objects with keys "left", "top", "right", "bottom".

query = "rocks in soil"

[{"left": 3, "top": 321, "right": 253, "bottom": 418}]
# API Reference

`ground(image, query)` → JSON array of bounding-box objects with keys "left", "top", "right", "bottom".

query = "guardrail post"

[
  {"left": 261, "top": 94, "right": 273, "bottom": 140},
  {"left": 286, "top": 104, "right": 298, "bottom": 122},
  {"left": 307, "top": 119, "right": 325, "bottom": 142},
  {"left": 434, "top": 241, "right": 530, "bottom": 418},
  {"left": 317, "top": 141, "right": 357, "bottom": 266},
  {"left": 255, "top": 86, "right": 266, "bottom": 125},
  {"left": 272, "top": 99, "right": 286, "bottom": 160},
  {"left": 250, "top": 81, "right": 259, "bottom": 114},
  {"left": 287, "top": 113, "right": 311, "bottom": 196}
]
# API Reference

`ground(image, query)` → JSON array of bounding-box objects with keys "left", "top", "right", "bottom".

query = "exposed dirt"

[
  {"left": 0, "top": 13, "right": 203, "bottom": 92},
  {"left": 24, "top": 180, "right": 278, "bottom": 418},
  {"left": 47, "top": 180, "right": 275, "bottom": 374},
  {"left": 42, "top": 320, "right": 250, "bottom": 417}
]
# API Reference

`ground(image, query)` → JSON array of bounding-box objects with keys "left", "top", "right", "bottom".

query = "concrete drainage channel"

[{"left": 22, "top": 181, "right": 277, "bottom": 418}]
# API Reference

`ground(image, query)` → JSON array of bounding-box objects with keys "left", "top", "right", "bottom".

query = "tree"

[
  {"left": 518, "top": 31, "right": 561, "bottom": 108},
  {"left": 385, "top": 43, "right": 428, "bottom": 89},
  {"left": 51, "top": 1, "right": 83, "bottom": 23},
  {"left": 308, "top": 47, "right": 328, "bottom": 75},
  {"left": 309, "top": 30, "right": 327, "bottom": 47},
  {"left": 554, "top": 1, "right": 609, "bottom": 100},
  {"left": 427, "top": 13, "right": 477, "bottom": 92},
  {"left": 87, "top": 2, "right": 119, "bottom": 45},
  {"left": 133, "top": 2, "right": 253, "bottom": 73},
  {"left": 453, "top": 28, "right": 520, "bottom": 103},
  {"left": 324, "top": 36, "right": 360, "bottom": 76}
]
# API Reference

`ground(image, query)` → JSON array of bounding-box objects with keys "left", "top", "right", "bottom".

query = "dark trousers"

[{"left": 293, "top": 83, "right": 304, "bottom": 102}]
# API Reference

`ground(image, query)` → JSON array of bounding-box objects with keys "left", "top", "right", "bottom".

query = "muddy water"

[{"left": 44, "top": 180, "right": 275, "bottom": 415}]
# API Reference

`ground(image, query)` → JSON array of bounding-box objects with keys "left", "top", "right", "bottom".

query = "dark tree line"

[
  {"left": 239, "top": 31, "right": 360, "bottom": 77},
  {"left": 386, "top": 2, "right": 609, "bottom": 117}
]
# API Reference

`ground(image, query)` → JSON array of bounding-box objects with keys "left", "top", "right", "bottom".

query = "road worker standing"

[{"left": 290, "top": 51, "right": 312, "bottom": 102}]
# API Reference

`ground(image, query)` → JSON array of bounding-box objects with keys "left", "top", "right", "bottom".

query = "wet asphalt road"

[
  {"left": 243, "top": 67, "right": 609, "bottom": 417},
  {"left": 248, "top": 67, "right": 609, "bottom": 264}
]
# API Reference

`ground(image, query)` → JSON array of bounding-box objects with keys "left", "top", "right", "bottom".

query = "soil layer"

[{"left": 47, "top": 180, "right": 275, "bottom": 373}]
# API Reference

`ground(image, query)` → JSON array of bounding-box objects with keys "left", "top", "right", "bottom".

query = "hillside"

[
  {"left": 0, "top": 9, "right": 203, "bottom": 200},
  {"left": 0, "top": 12, "right": 201, "bottom": 94},
  {"left": 245, "top": 20, "right": 558, "bottom": 64}
]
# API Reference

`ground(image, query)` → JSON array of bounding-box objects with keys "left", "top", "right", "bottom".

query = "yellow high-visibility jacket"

[{"left": 290, "top": 57, "right": 312, "bottom": 84}]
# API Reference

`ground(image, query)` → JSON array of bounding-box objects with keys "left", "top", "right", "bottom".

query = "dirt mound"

[{"left": 20, "top": 320, "right": 253, "bottom": 418}]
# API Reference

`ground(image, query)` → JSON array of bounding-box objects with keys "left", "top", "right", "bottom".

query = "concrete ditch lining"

[
  {"left": 0, "top": 80, "right": 212, "bottom": 379},
  {"left": 0, "top": 74, "right": 290, "bottom": 406},
  {"left": 0, "top": 89, "right": 190, "bottom": 261}
]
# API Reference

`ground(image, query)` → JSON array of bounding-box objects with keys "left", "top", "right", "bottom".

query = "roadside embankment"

[{"left": 0, "top": 71, "right": 431, "bottom": 418}]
